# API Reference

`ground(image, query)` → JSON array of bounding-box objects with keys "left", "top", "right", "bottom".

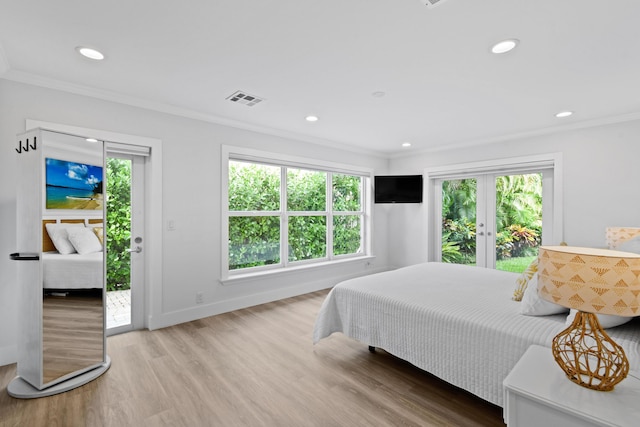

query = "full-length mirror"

[
  {"left": 8, "top": 128, "right": 109, "bottom": 398},
  {"left": 41, "top": 130, "right": 105, "bottom": 386}
]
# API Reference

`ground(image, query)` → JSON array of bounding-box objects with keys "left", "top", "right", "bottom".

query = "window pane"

[
  {"left": 333, "top": 174, "right": 361, "bottom": 211},
  {"left": 441, "top": 178, "right": 477, "bottom": 266},
  {"left": 495, "top": 173, "right": 542, "bottom": 273},
  {"left": 288, "top": 216, "right": 326, "bottom": 261},
  {"left": 287, "top": 168, "right": 326, "bottom": 211},
  {"left": 333, "top": 215, "right": 362, "bottom": 255},
  {"left": 229, "top": 161, "right": 280, "bottom": 211},
  {"left": 229, "top": 216, "right": 280, "bottom": 270}
]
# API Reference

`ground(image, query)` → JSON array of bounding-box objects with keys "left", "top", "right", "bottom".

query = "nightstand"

[{"left": 503, "top": 345, "right": 640, "bottom": 427}]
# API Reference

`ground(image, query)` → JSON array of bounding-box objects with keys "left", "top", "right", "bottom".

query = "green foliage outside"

[
  {"left": 106, "top": 158, "right": 131, "bottom": 291},
  {"left": 228, "top": 162, "right": 363, "bottom": 270},
  {"left": 496, "top": 255, "right": 537, "bottom": 273},
  {"left": 442, "top": 174, "right": 542, "bottom": 270}
]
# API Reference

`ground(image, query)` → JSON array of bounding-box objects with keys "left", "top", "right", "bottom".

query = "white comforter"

[
  {"left": 42, "top": 251, "right": 104, "bottom": 289},
  {"left": 313, "top": 262, "right": 640, "bottom": 407}
]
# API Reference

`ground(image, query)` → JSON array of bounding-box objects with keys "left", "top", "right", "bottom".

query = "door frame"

[
  {"left": 26, "top": 119, "right": 163, "bottom": 330},
  {"left": 424, "top": 153, "right": 563, "bottom": 263}
]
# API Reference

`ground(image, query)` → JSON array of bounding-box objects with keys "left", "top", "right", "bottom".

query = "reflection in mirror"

[{"left": 40, "top": 131, "right": 105, "bottom": 387}]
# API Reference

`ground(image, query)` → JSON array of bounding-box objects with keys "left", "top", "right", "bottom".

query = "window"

[{"left": 222, "top": 147, "right": 371, "bottom": 278}]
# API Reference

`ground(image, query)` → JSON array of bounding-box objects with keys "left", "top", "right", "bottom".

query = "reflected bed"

[{"left": 42, "top": 251, "right": 103, "bottom": 289}]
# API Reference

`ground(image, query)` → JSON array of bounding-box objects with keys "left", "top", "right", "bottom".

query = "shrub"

[{"left": 106, "top": 158, "right": 131, "bottom": 291}]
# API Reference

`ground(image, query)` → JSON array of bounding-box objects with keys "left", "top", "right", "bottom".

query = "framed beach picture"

[{"left": 45, "top": 158, "right": 103, "bottom": 210}]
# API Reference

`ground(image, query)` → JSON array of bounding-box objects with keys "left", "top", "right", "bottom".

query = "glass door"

[
  {"left": 105, "top": 153, "right": 145, "bottom": 334},
  {"left": 438, "top": 173, "right": 543, "bottom": 273}
]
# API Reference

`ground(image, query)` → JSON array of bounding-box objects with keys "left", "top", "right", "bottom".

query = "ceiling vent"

[
  {"left": 226, "top": 90, "right": 265, "bottom": 107},
  {"left": 420, "top": 0, "right": 451, "bottom": 8}
]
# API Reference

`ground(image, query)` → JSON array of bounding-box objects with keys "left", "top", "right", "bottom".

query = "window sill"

[{"left": 220, "top": 255, "right": 376, "bottom": 286}]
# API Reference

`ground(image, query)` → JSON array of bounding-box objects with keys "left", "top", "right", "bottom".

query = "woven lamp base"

[{"left": 551, "top": 311, "right": 629, "bottom": 391}]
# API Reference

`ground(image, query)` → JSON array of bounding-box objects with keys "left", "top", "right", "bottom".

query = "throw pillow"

[
  {"left": 86, "top": 223, "right": 105, "bottom": 245},
  {"left": 67, "top": 226, "right": 103, "bottom": 254},
  {"left": 565, "top": 309, "right": 632, "bottom": 329},
  {"left": 45, "top": 222, "right": 84, "bottom": 254},
  {"left": 520, "top": 274, "right": 569, "bottom": 316},
  {"left": 513, "top": 258, "right": 538, "bottom": 301}
]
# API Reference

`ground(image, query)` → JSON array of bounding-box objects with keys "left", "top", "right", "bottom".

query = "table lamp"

[{"left": 537, "top": 246, "right": 640, "bottom": 391}]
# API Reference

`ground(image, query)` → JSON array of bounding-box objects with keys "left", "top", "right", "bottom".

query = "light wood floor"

[
  {"left": 43, "top": 293, "right": 104, "bottom": 384},
  {"left": 0, "top": 290, "right": 505, "bottom": 427}
]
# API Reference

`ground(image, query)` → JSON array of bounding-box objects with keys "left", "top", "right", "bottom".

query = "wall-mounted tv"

[{"left": 374, "top": 175, "right": 423, "bottom": 204}]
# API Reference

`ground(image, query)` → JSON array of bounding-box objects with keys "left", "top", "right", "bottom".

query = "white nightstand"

[{"left": 503, "top": 345, "right": 640, "bottom": 427}]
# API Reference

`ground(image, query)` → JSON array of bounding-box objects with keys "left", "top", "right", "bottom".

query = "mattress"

[
  {"left": 42, "top": 251, "right": 104, "bottom": 289},
  {"left": 313, "top": 262, "right": 640, "bottom": 407}
]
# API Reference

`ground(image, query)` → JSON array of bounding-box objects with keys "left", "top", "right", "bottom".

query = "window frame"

[{"left": 221, "top": 145, "right": 373, "bottom": 282}]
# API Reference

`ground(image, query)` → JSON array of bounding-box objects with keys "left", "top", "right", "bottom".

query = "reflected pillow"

[
  {"left": 617, "top": 236, "right": 640, "bottom": 254},
  {"left": 520, "top": 274, "right": 569, "bottom": 316},
  {"left": 45, "top": 222, "right": 84, "bottom": 254},
  {"left": 566, "top": 309, "right": 632, "bottom": 329},
  {"left": 86, "top": 223, "right": 104, "bottom": 245},
  {"left": 512, "top": 258, "right": 538, "bottom": 301},
  {"left": 67, "top": 226, "right": 103, "bottom": 254}
]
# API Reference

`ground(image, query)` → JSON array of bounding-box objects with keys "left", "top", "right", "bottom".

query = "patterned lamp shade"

[
  {"left": 538, "top": 246, "right": 640, "bottom": 316},
  {"left": 538, "top": 245, "right": 640, "bottom": 391}
]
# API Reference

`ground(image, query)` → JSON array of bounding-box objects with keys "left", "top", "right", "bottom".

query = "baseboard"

[{"left": 147, "top": 266, "right": 388, "bottom": 330}]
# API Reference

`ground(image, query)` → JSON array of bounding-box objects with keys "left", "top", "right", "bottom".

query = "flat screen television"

[{"left": 374, "top": 175, "right": 423, "bottom": 203}]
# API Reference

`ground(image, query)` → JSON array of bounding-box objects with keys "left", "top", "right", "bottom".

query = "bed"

[
  {"left": 312, "top": 261, "right": 640, "bottom": 408},
  {"left": 42, "top": 251, "right": 103, "bottom": 289},
  {"left": 42, "top": 218, "right": 104, "bottom": 290}
]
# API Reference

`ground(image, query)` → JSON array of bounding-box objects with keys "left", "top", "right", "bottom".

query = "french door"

[
  {"left": 437, "top": 173, "right": 545, "bottom": 271},
  {"left": 428, "top": 154, "right": 562, "bottom": 272}
]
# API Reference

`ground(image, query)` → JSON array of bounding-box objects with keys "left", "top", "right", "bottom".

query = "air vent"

[
  {"left": 421, "top": 0, "right": 451, "bottom": 8},
  {"left": 226, "top": 90, "right": 265, "bottom": 107}
]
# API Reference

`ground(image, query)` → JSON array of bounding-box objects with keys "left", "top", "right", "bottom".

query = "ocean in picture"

[
  {"left": 45, "top": 185, "right": 103, "bottom": 210},
  {"left": 45, "top": 158, "right": 103, "bottom": 210}
]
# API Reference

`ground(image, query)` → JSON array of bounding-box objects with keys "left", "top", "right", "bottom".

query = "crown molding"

[
  {"left": 1, "top": 69, "right": 387, "bottom": 159},
  {"left": 390, "top": 111, "right": 640, "bottom": 160}
]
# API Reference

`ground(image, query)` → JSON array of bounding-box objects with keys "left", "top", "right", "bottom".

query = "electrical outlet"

[{"left": 196, "top": 292, "right": 203, "bottom": 304}]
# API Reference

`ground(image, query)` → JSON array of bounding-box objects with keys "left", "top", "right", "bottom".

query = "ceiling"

[{"left": 2, "top": 0, "right": 640, "bottom": 156}]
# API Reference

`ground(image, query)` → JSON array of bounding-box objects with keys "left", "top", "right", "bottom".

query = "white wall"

[
  {"left": 387, "top": 121, "right": 640, "bottom": 268},
  {"left": 0, "top": 79, "right": 390, "bottom": 366}
]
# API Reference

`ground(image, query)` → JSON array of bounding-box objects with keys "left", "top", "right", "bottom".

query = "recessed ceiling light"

[
  {"left": 305, "top": 115, "right": 319, "bottom": 122},
  {"left": 85, "top": 138, "right": 99, "bottom": 143},
  {"left": 76, "top": 46, "right": 105, "bottom": 60},
  {"left": 555, "top": 111, "right": 573, "bottom": 118},
  {"left": 402, "top": 142, "right": 412, "bottom": 148},
  {"left": 491, "top": 39, "right": 519, "bottom": 54}
]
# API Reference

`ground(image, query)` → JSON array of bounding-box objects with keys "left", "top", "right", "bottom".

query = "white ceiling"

[{"left": 2, "top": 0, "right": 640, "bottom": 156}]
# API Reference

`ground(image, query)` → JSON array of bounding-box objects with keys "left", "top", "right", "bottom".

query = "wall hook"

[
  {"left": 15, "top": 138, "right": 34, "bottom": 154},
  {"left": 15, "top": 139, "right": 26, "bottom": 153}
]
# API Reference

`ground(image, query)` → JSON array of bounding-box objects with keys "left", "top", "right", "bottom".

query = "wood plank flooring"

[
  {"left": 0, "top": 290, "right": 505, "bottom": 427},
  {"left": 42, "top": 293, "right": 104, "bottom": 384}
]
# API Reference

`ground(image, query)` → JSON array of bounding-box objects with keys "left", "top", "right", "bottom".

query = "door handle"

[{"left": 126, "top": 246, "right": 142, "bottom": 254}]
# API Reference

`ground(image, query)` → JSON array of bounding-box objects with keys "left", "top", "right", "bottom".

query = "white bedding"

[
  {"left": 42, "top": 251, "right": 103, "bottom": 289},
  {"left": 313, "top": 262, "right": 640, "bottom": 407}
]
